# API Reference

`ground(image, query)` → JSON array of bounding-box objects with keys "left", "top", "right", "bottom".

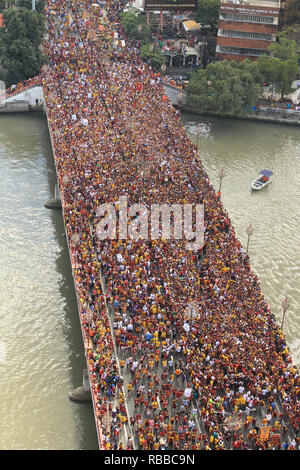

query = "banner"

[{"left": 259, "top": 426, "right": 271, "bottom": 441}]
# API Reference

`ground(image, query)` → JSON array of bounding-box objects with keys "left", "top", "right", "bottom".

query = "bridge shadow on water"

[{"left": 39, "top": 112, "right": 99, "bottom": 450}]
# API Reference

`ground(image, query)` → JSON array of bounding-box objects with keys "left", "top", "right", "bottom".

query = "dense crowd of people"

[{"left": 11, "top": 0, "right": 299, "bottom": 449}]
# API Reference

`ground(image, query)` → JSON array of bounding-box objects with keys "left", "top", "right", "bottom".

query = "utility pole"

[{"left": 32, "top": 0, "right": 36, "bottom": 11}]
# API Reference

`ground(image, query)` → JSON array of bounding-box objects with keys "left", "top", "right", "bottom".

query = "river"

[
  {"left": 0, "top": 113, "right": 98, "bottom": 450},
  {"left": 182, "top": 112, "right": 300, "bottom": 369},
  {"left": 0, "top": 111, "right": 299, "bottom": 449}
]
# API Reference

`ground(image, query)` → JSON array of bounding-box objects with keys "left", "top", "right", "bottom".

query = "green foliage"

[
  {"left": 279, "top": 25, "right": 300, "bottom": 49},
  {"left": 187, "top": 60, "right": 263, "bottom": 115},
  {"left": 196, "top": 0, "right": 220, "bottom": 30},
  {"left": 2, "top": 37, "right": 46, "bottom": 82},
  {"left": 140, "top": 44, "right": 165, "bottom": 71},
  {"left": 257, "top": 37, "right": 299, "bottom": 98},
  {"left": 2, "top": 7, "right": 45, "bottom": 44},
  {"left": 0, "top": 7, "right": 47, "bottom": 86},
  {"left": 120, "top": 11, "right": 150, "bottom": 44},
  {"left": 17, "top": 0, "right": 46, "bottom": 14}
]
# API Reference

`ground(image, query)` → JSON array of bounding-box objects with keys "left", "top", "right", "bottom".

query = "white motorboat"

[{"left": 251, "top": 169, "right": 273, "bottom": 191}]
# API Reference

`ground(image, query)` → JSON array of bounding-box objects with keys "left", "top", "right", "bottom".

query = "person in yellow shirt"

[{"left": 152, "top": 400, "right": 158, "bottom": 410}]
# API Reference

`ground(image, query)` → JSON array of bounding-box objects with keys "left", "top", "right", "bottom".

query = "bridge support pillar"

[
  {"left": 44, "top": 185, "right": 62, "bottom": 209},
  {"left": 68, "top": 369, "right": 92, "bottom": 403}
]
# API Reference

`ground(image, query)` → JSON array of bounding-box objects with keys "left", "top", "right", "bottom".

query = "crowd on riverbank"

[{"left": 38, "top": 0, "right": 300, "bottom": 449}]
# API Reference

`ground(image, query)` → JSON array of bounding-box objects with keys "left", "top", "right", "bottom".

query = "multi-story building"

[
  {"left": 216, "top": 0, "right": 281, "bottom": 62},
  {"left": 143, "top": 0, "right": 198, "bottom": 31}
]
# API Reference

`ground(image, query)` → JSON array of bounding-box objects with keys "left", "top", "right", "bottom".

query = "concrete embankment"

[
  {"left": 0, "top": 86, "right": 45, "bottom": 113},
  {"left": 179, "top": 103, "right": 300, "bottom": 127},
  {"left": 0, "top": 101, "right": 39, "bottom": 113},
  {"left": 162, "top": 83, "right": 300, "bottom": 126},
  {"left": 2, "top": 82, "right": 300, "bottom": 127}
]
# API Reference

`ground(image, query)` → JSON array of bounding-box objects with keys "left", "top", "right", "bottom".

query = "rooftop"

[{"left": 221, "top": 0, "right": 281, "bottom": 7}]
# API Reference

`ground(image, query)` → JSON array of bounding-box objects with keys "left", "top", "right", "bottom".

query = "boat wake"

[{"left": 185, "top": 122, "right": 212, "bottom": 140}]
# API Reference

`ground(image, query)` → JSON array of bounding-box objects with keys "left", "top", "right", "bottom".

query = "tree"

[
  {"left": 0, "top": 7, "right": 47, "bottom": 85},
  {"left": 279, "top": 25, "right": 300, "bottom": 49},
  {"left": 257, "top": 37, "right": 299, "bottom": 98},
  {"left": 0, "top": 1, "right": 20, "bottom": 10},
  {"left": 120, "top": 11, "right": 150, "bottom": 45},
  {"left": 140, "top": 44, "right": 165, "bottom": 71},
  {"left": 17, "top": 0, "right": 46, "bottom": 14},
  {"left": 187, "top": 60, "right": 263, "bottom": 115},
  {"left": 196, "top": 0, "right": 220, "bottom": 31}
]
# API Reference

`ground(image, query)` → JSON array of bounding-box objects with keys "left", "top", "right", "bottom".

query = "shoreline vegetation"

[{"left": 179, "top": 104, "right": 300, "bottom": 127}]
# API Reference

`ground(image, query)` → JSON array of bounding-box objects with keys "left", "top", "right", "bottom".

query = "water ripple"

[
  {"left": 183, "top": 114, "right": 300, "bottom": 367},
  {"left": 0, "top": 114, "right": 97, "bottom": 450}
]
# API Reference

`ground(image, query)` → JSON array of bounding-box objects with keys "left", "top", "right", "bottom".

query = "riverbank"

[
  {"left": 4, "top": 74, "right": 298, "bottom": 127},
  {"left": 179, "top": 104, "right": 300, "bottom": 127},
  {"left": 0, "top": 112, "right": 98, "bottom": 449}
]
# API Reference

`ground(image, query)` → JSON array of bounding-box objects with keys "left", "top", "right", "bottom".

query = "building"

[
  {"left": 161, "top": 38, "right": 201, "bottom": 66},
  {"left": 143, "top": 0, "right": 198, "bottom": 12},
  {"left": 143, "top": 0, "right": 198, "bottom": 31},
  {"left": 216, "top": 0, "right": 281, "bottom": 62}
]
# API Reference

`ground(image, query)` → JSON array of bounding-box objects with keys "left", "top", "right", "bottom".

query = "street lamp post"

[
  {"left": 245, "top": 224, "right": 254, "bottom": 254},
  {"left": 280, "top": 297, "right": 290, "bottom": 330}
]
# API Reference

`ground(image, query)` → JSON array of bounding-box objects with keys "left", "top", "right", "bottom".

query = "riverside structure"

[
  {"left": 3, "top": 0, "right": 299, "bottom": 450},
  {"left": 216, "top": 0, "right": 281, "bottom": 62}
]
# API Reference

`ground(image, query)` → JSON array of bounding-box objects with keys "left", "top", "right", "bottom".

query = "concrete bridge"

[
  {"left": 0, "top": 86, "right": 45, "bottom": 113},
  {"left": 163, "top": 83, "right": 187, "bottom": 106},
  {"left": 0, "top": 82, "right": 185, "bottom": 112},
  {"left": 1, "top": 0, "right": 298, "bottom": 452}
]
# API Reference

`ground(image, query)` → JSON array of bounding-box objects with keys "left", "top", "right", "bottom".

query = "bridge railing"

[{"left": 0, "top": 81, "right": 43, "bottom": 104}]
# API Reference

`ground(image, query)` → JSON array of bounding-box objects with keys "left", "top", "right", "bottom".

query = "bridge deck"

[
  {"left": 3, "top": 0, "right": 298, "bottom": 451},
  {"left": 43, "top": 0, "right": 300, "bottom": 451}
]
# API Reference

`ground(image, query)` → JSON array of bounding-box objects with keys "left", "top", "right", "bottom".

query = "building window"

[
  {"left": 218, "top": 45, "right": 270, "bottom": 56},
  {"left": 220, "top": 13, "right": 275, "bottom": 24},
  {"left": 219, "top": 29, "right": 273, "bottom": 41}
]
